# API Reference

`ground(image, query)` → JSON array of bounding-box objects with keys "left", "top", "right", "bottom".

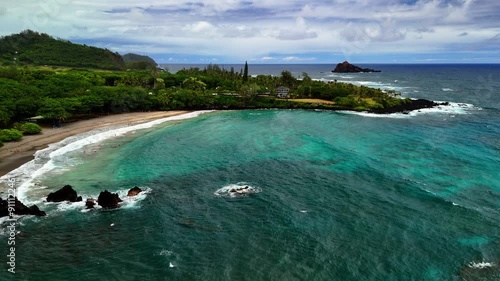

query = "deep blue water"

[{"left": 1, "top": 64, "right": 499, "bottom": 280}]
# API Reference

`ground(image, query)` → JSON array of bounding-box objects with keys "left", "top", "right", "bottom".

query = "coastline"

[
  {"left": 0, "top": 111, "right": 190, "bottom": 177},
  {"left": 0, "top": 99, "right": 464, "bottom": 178}
]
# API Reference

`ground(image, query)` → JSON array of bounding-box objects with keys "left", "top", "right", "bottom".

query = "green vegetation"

[
  {"left": 0, "top": 62, "right": 410, "bottom": 130},
  {"left": 243, "top": 61, "right": 249, "bottom": 83},
  {"left": 123, "top": 53, "right": 158, "bottom": 70},
  {"left": 123, "top": 53, "right": 157, "bottom": 70},
  {"left": 0, "top": 30, "right": 125, "bottom": 70},
  {"left": 0, "top": 129, "right": 23, "bottom": 142},
  {"left": 15, "top": 122, "right": 42, "bottom": 135},
  {"left": 0, "top": 29, "right": 409, "bottom": 129}
]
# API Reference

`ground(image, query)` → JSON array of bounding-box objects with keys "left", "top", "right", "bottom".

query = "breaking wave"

[{"left": 0, "top": 111, "right": 213, "bottom": 205}]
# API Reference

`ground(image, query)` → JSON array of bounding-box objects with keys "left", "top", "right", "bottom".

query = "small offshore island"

[{"left": 332, "top": 61, "right": 381, "bottom": 73}]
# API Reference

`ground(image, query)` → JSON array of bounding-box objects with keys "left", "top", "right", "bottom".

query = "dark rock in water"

[
  {"left": 127, "top": 186, "right": 143, "bottom": 197},
  {"left": 332, "top": 61, "right": 381, "bottom": 73},
  {"left": 97, "top": 190, "right": 122, "bottom": 209},
  {"left": 459, "top": 262, "right": 500, "bottom": 281},
  {"left": 85, "top": 198, "right": 96, "bottom": 209},
  {"left": 0, "top": 196, "right": 46, "bottom": 217},
  {"left": 368, "top": 99, "right": 446, "bottom": 114},
  {"left": 26, "top": 204, "right": 46, "bottom": 216},
  {"left": 47, "top": 185, "right": 82, "bottom": 202}
]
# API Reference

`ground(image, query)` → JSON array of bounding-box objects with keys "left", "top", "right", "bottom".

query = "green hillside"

[
  {"left": 0, "top": 30, "right": 126, "bottom": 70},
  {"left": 123, "top": 53, "right": 158, "bottom": 70},
  {"left": 123, "top": 53, "right": 157, "bottom": 65}
]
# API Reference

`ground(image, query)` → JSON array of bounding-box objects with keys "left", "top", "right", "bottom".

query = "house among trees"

[{"left": 276, "top": 86, "right": 290, "bottom": 98}]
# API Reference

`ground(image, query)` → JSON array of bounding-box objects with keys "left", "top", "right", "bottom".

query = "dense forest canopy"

[
  {"left": 0, "top": 30, "right": 125, "bottom": 70},
  {"left": 0, "top": 63, "right": 406, "bottom": 128}
]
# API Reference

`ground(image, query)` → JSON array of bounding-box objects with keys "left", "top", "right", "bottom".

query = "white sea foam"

[
  {"left": 468, "top": 261, "right": 495, "bottom": 269},
  {"left": 327, "top": 74, "right": 355, "bottom": 79},
  {"left": 55, "top": 200, "right": 86, "bottom": 212},
  {"left": 353, "top": 81, "right": 387, "bottom": 86},
  {"left": 214, "top": 182, "right": 262, "bottom": 198},
  {"left": 337, "top": 111, "right": 409, "bottom": 119},
  {"left": 47, "top": 187, "right": 152, "bottom": 214},
  {"left": 338, "top": 101, "right": 479, "bottom": 119},
  {"left": 442, "top": 88, "right": 454, "bottom": 92},
  {"left": 116, "top": 187, "right": 152, "bottom": 209},
  {"left": 348, "top": 81, "right": 412, "bottom": 92},
  {"left": 159, "top": 249, "right": 174, "bottom": 256},
  {"left": 0, "top": 111, "right": 212, "bottom": 205}
]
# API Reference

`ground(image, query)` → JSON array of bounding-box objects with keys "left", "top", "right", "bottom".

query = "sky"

[{"left": 0, "top": 0, "right": 499, "bottom": 64}]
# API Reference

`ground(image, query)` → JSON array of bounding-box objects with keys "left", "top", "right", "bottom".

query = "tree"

[
  {"left": 280, "top": 70, "right": 297, "bottom": 88},
  {"left": 301, "top": 72, "right": 312, "bottom": 97},
  {"left": 243, "top": 61, "right": 248, "bottom": 83},
  {"left": 0, "top": 129, "right": 23, "bottom": 142},
  {"left": 37, "top": 98, "right": 71, "bottom": 121},
  {"left": 182, "top": 77, "right": 207, "bottom": 92},
  {"left": 15, "top": 122, "right": 42, "bottom": 135}
]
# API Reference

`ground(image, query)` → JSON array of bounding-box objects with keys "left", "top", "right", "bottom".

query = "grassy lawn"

[{"left": 290, "top": 98, "right": 336, "bottom": 105}]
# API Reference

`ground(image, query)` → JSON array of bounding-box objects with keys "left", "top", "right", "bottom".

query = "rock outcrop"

[
  {"left": 368, "top": 99, "right": 448, "bottom": 114},
  {"left": 85, "top": 198, "right": 96, "bottom": 209},
  {"left": 97, "top": 190, "right": 122, "bottom": 209},
  {"left": 0, "top": 196, "right": 46, "bottom": 217},
  {"left": 46, "top": 185, "right": 82, "bottom": 202},
  {"left": 127, "top": 186, "right": 143, "bottom": 197},
  {"left": 459, "top": 262, "right": 500, "bottom": 280},
  {"left": 332, "top": 61, "right": 381, "bottom": 73}
]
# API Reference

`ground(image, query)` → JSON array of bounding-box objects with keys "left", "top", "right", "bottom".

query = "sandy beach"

[{"left": 0, "top": 111, "right": 190, "bottom": 177}]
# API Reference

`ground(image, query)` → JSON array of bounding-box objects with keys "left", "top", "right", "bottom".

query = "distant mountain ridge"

[{"left": 0, "top": 30, "right": 126, "bottom": 70}]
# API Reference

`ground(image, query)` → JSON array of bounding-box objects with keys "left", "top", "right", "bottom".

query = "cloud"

[
  {"left": 185, "top": 21, "right": 216, "bottom": 34},
  {"left": 414, "top": 27, "right": 435, "bottom": 33},
  {"left": 276, "top": 16, "right": 317, "bottom": 40},
  {"left": 276, "top": 30, "right": 317, "bottom": 40},
  {"left": 0, "top": 0, "right": 499, "bottom": 62},
  {"left": 282, "top": 56, "right": 316, "bottom": 61}
]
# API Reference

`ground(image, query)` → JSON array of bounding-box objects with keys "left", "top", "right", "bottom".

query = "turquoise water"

[
  {"left": 2, "top": 108, "right": 499, "bottom": 280},
  {"left": 1, "top": 64, "right": 500, "bottom": 280}
]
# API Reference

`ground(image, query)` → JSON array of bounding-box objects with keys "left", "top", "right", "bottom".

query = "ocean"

[{"left": 1, "top": 64, "right": 499, "bottom": 280}]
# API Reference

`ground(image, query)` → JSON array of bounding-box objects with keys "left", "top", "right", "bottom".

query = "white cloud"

[
  {"left": 0, "top": 0, "right": 498, "bottom": 62},
  {"left": 184, "top": 21, "right": 217, "bottom": 35}
]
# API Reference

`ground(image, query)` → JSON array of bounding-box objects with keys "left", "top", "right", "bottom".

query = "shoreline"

[
  {"left": 0, "top": 111, "right": 190, "bottom": 177},
  {"left": 0, "top": 99, "right": 464, "bottom": 178}
]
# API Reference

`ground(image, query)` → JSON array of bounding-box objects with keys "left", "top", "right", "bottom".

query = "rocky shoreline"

[
  {"left": 368, "top": 99, "right": 449, "bottom": 114},
  {"left": 0, "top": 185, "right": 144, "bottom": 219}
]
